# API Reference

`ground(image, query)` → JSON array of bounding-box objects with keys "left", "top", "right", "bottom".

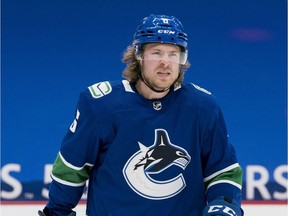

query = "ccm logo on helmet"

[{"left": 157, "top": 30, "right": 175, "bottom": 35}]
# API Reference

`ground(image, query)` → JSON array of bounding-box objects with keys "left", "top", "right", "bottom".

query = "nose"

[
  {"left": 159, "top": 55, "right": 170, "bottom": 66},
  {"left": 159, "top": 60, "right": 170, "bottom": 68}
]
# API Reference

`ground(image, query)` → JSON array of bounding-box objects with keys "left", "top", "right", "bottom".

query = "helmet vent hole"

[
  {"left": 157, "top": 36, "right": 162, "bottom": 40},
  {"left": 142, "top": 30, "right": 155, "bottom": 37},
  {"left": 159, "top": 24, "right": 172, "bottom": 27}
]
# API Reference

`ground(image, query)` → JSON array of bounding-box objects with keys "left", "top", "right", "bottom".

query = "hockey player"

[{"left": 39, "top": 14, "right": 244, "bottom": 216}]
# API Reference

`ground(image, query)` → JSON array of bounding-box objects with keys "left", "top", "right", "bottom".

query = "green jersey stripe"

[
  {"left": 204, "top": 166, "right": 243, "bottom": 190},
  {"left": 52, "top": 153, "right": 93, "bottom": 185}
]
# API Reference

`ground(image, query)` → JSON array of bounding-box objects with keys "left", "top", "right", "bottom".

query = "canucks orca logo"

[{"left": 123, "top": 129, "right": 191, "bottom": 200}]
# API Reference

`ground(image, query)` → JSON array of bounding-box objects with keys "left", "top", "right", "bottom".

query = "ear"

[{"left": 136, "top": 55, "right": 143, "bottom": 66}]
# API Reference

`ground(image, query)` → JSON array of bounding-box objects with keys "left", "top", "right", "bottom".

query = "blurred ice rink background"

[{"left": 2, "top": 0, "right": 287, "bottom": 214}]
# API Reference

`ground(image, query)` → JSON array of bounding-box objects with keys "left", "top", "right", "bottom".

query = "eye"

[
  {"left": 152, "top": 51, "right": 162, "bottom": 56},
  {"left": 169, "top": 52, "right": 179, "bottom": 58},
  {"left": 176, "top": 151, "right": 185, "bottom": 156}
]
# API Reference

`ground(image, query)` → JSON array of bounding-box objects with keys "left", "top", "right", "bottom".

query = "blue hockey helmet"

[{"left": 133, "top": 14, "right": 188, "bottom": 64}]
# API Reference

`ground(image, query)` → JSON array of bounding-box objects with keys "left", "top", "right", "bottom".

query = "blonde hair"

[{"left": 122, "top": 44, "right": 190, "bottom": 85}]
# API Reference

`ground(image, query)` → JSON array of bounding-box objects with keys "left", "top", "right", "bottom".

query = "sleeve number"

[{"left": 69, "top": 109, "right": 80, "bottom": 133}]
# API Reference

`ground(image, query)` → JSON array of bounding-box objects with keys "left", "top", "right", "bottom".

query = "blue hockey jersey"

[{"left": 47, "top": 80, "right": 242, "bottom": 216}]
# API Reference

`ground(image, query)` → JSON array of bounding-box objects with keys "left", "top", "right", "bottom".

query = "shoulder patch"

[
  {"left": 88, "top": 81, "right": 112, "bottom": 98},
  {"left": 192, "top": 83, "right": 211, "bottom": 95}
]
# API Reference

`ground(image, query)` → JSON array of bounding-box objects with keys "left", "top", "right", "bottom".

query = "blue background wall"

[{"left": 1, "top": 0, "right": 287, "bottom": 202}]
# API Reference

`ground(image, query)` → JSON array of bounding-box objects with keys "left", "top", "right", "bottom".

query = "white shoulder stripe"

[
  {"left": 59, "top": 152, "right": 94, "bottom": 171},
  {"left": 206, "top": 180, "right": 242, "bottom": 190},
  {"left": 122, "top": 80, "right": 135, "bottom": 93},
  {"left": 204, "top": 163, "right": 240, "bottom": 182},
  {"left": 192, "top": 83, "right": 211, "bottom": 95}
]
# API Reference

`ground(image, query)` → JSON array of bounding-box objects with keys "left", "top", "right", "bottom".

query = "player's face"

[{"left": 140, "top": 43, "right": 181, "bottom": 91}]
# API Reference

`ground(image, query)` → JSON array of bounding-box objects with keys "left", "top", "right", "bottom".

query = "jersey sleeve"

[
  {"left": 46, "top": 91, "right": 101, "bottom": 215},
  {"left": 201, "top": 104, "right": 243, "bottom": 205}
]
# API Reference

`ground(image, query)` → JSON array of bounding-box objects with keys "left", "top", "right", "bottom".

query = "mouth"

[
  {"left": 174, "top": 157, "right": 190, "bottom": 170},
  {"left": 157, "top": 71, "right": 171, "bottom": 78}
]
